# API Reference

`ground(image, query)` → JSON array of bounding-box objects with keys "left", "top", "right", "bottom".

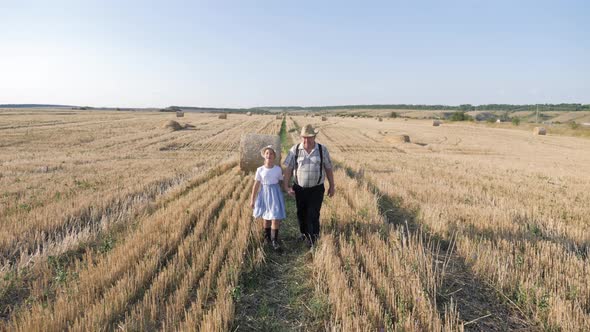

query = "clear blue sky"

[{"left": 1, "top": 0, "right": 588, "bottom": 108}]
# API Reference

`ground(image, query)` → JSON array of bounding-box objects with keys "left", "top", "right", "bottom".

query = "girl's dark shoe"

[
  {"left": 271, "top": 240, "right": 281, "bottom": 251},
  {"left": 264, "top": 228, "right": 272, "bottom": 243}
]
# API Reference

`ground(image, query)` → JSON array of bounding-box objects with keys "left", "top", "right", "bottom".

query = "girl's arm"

[{"left": 250, "top": 180, "right": 261, "bottom": 208}]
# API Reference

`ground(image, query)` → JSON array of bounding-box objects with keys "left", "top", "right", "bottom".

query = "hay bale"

[
  {"left": 433, "top": 120, "right": 441, "bottom": 126},
  {"left": 377, "top": 117, "right": 383, "bottom": 122},
  {"left": 239, "top": 134, "right": 281, "bottom": 172},
  {"left": 246, "top": 112, "right": 252, "bottom": 116},
  {"left": 276, "top": 115, "right": 282, "bottom": 120},
  {"left": 162, "top": 120, "right": 183, "bottom": 131},
  {"left": 384, "top": 134, "right": 411, "bottom": 144},
  {"left": 321, "top": 116, "right": 327, "bottom": 121},
  {"left": 176, "top": 111, "right": 184, "bottom": 118},
  {"left": 218, "top": 114, "right": 227, "bottom": 119},
  {"left": 533, "top": 127, "right": 546, "bottom": 135}
]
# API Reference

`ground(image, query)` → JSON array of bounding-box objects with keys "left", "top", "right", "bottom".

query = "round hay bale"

[
  {"left": 218, "top": 114, "right": 227, "bottom": 119},
  {"left": 162, "top": 120, "right": 183, "bottom": 131},
  {"left": 533, "top": 127, "right": 546, "bottom": 135},
  {"left": 246, "top": 112, "right": 252, "bottom": 116},
  {"left": 276, "top": 115, "right": 283, "bottom": 120},
  {"left": 176, "top": 111, "right": 184, "bottom": 118},
  {"left": 239, "top": 134, "right": 282, "bottom": 172},
  {"left": 433, "top": 120, "right": 441, "bottom": 126},
  {"left": 384, "top": 134, "right": 411, "bottom": 144},
  {"left": 321, "top": 116, "right": 327, "bottom": 121},
  {"left": 377, "top": 117, "right": 383, "bottom": 122}
]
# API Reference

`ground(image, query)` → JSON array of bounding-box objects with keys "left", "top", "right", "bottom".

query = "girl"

[{"left": 250, "top": 145, "right": 286, "bottom": 250}]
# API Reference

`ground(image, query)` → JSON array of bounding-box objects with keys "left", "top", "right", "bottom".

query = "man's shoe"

[
  {"left": 298, "top": 234, "right": 307, "bottom": 242},
  {"left": 311, "top": 234, "right": 319, "bottom": 244}
]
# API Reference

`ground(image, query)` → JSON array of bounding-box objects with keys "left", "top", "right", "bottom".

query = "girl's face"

[{"left": 263, "top": 149, "right": 276, "bottom": 162}]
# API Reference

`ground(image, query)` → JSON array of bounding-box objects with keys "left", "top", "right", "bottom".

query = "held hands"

[
  {"left": 281, "top": 186, "right": 331, "bottom": 197},
  {"left": 284, "top": 186, "right": 295, "bottom": 197}
]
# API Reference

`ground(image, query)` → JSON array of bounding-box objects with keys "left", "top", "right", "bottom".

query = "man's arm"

[
  {"left": 322, "top": 146, "right": 335, "bottom": 197},
  {"left": 325, "top": 167, "right": 335, "bottom": 197},
  {"left": 283, "top": 167, "right": 292, "bottom": 191},
  {"left": 283, "top": 167, "right": 295, "bottom": 197}
]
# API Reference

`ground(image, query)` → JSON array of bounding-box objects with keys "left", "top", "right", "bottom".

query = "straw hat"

[
  {"left": 300, "top": 124, "right": 319, "bottom": 137},
  {"left": 260, "top": 145, "right": 277, "bottom": 157}
]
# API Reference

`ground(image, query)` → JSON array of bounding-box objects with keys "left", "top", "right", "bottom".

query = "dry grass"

[
  {"left": 550, "top": 111, "right": 590, "bottom": 123},
  {"left": 0, "top": 109, "right": 282, "bottom": 330},
  {"left": 1, "top": 109, "right": 588, "bottom": 330},
  {"left": 297, "top": 115, "right": 590, "bottom": 330},
  {"left": 482, "top": 121, "right": 590, "bottom": 139}
]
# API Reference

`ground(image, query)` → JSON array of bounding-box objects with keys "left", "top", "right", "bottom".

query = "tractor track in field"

[
  {"left": 340, "top": 165, "right": 537, "bottom": 331},
  {"left": 0, "top": 162, "right": 237, "bottom": 323},
  {"left": 91, "top": 171, "right": 248, "bottom": 331}
]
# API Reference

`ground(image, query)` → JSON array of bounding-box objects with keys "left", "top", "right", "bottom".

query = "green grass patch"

[
  {"left": 231, "top": 192, "right": 327, "bottom": 330},
  {"left": 279, "top": 117, "right": 289, "bottom": 154}
]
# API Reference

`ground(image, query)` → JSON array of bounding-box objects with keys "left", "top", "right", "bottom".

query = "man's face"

[{"left": 302, "top": 136, "right": 315, "bottom": 150}]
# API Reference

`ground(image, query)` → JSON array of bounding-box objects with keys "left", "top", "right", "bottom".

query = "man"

[{"left": 283, "top": 124, "right": 335, "bottom": 247}]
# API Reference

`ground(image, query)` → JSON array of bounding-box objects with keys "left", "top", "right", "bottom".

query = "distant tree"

[
  {"left": 500, "top": 111, "right": 510, "bottom": 122},
  {"left": 512, "top": 117, "right": 521, "bottom": 126},
  {"left": 459, "top": 104, "right": 473, "bottom": 112},
  {"left": 450, "top": 111, "right": 472, "bottom": 121}
]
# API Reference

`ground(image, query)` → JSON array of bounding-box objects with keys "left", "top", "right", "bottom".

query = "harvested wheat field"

[{"left": 1, "top": 109, "right": 589, "bottom": 331}]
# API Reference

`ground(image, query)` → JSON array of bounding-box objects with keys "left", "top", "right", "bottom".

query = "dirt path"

[{"left": 231, "top": 196, "right": 326, "bottom": 331}]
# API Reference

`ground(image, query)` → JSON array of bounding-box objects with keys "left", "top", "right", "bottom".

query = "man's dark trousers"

[{"left": 293, "top": 183, "right": 325, "bottom": 240}]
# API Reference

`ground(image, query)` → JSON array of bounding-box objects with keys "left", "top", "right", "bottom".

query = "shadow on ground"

[{"left": 341, "top": 164, "right": 535, "bottom": 331}]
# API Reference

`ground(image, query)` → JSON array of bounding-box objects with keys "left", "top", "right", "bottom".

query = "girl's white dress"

[{"left": 253, "top": 165, "right": 286, "bottom": 220}]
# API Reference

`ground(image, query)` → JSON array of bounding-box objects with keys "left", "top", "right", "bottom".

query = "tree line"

[{"left": 303, "top": 103, "right": 590, "bottom": 112}]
